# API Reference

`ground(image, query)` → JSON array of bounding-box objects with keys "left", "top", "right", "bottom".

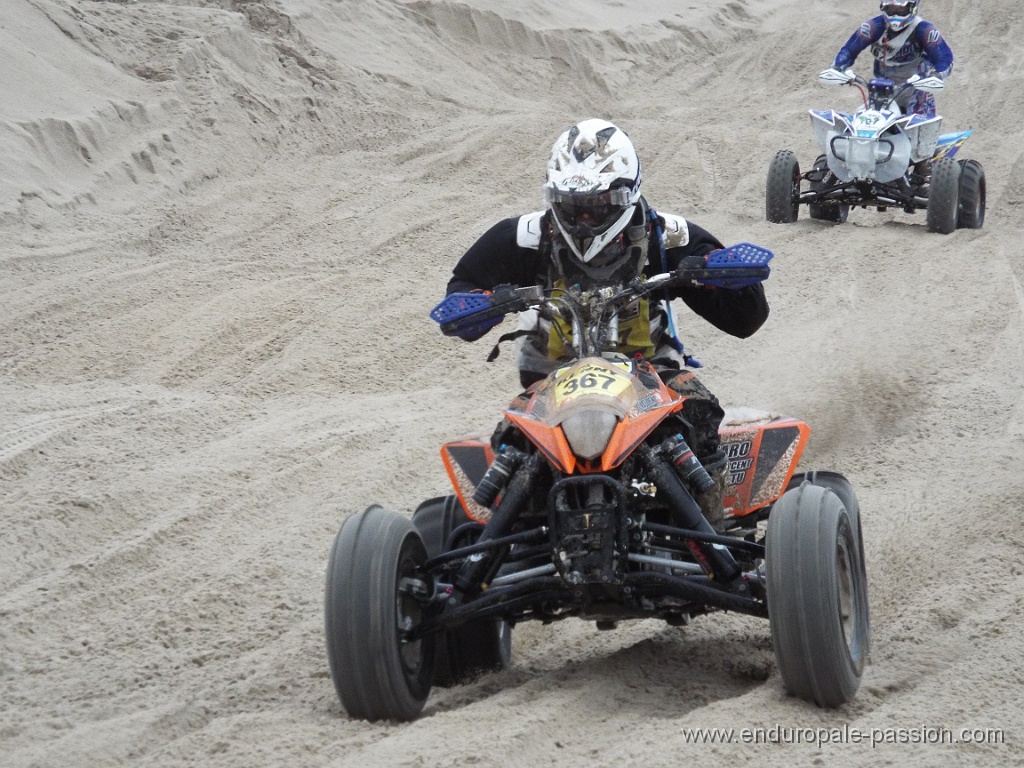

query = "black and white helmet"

[{"left": 544, "top": 119, "right": 643, "bottom": 274}]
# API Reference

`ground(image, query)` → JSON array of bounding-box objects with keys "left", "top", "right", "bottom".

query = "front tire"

[
  {"left": 926, "top": 157, "right": 961, "bottom": 234},
  {"left": 766, "top": 483, "right": 870, "bottom": 708},
  {"left": 766, "top": 150, "right": 801, "bottom": 223},
  {"left": 808, "top": 154, "right": 848, "bottom": 223},
  {"left": 957, "top": 159, "right": 986, "bottom": 229},
  {"left": 413, "top": 495, "right": 512, "bottom": 686},
  {"left": 786, "top": 471, "right": 866, "bottom": 571},
  {"left": 324, "top": 505, "right": 435, "bottom": 721}
]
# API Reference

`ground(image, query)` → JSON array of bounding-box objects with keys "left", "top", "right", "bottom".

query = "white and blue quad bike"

[{"left": 766, "top": 68, "right": 985, "bottom": 234}]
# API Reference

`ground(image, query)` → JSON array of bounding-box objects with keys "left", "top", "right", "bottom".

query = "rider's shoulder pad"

[
  {"left": 658, "top": 212, "right": 691, "bottom": 249},
  {"left": 516, "top": 210, "right": 546, "bottom": 249}
]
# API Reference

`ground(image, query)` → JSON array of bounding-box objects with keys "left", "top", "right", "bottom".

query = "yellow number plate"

[{"left": 554, "top": 363, "right": 632, "bottom": 405}]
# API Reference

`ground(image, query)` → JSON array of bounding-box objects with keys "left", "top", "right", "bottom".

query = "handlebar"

[
  {"left": 818, "top": 68, "right": 945, "bottom": 110},
  {"left": 431, "top": 242, "right": 773, "bottom": 339}
]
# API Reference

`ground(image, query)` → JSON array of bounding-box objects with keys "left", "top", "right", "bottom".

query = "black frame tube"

[
  {"left": 453, "top": 453, "right": 543, "bottom": 593},
  {"left": 637, "top": 444, "right": 742, "bottom": 583}
]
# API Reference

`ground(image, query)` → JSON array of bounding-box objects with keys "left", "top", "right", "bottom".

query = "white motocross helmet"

[
  {"left": 880, "top": 0, "right": 919, "bottom": 32},
  {"left": 544, "top": 119, "right": 643, "bottom": 270}
]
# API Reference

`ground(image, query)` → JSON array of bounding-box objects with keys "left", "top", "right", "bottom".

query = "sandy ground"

[{"left": 2, "top": 0, "right": 1023, "bottom": 765}]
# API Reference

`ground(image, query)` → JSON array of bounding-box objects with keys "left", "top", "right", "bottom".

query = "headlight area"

[{"left": 560, "top": 411, "right": 619, "bottom": 460}]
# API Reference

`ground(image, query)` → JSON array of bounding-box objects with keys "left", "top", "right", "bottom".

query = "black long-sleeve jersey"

[{"left": 446, "top": 212, "right": 769, "bottom": 340}]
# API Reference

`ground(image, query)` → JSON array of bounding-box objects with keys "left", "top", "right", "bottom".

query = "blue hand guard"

[
  {"left": 430, "top": 292, "right": 503, "bottom": 340},
  {"left": 703, "top": 243, "right": 774, "bottom": 289},
  {"left": 450, "top": 315, "right": 502, "bottom": 341}
]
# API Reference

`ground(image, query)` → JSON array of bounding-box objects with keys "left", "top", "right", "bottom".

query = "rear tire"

[
  {"left": 766, "top": 483, "right": 870, "bottom": 708},
  {"left": 324, "top": 505, "right": 435, "bottom": 721},
  {"left": 412, "top": 496, "right": 512, "bottom": 686},
  {"left": 957, "top": 159, "right": 986, "bottom": 229},
  {"left": 808, "top": 155, "right": 848, "bottom": 223},
  {"left": 766, "top": 150, "right": 800, "bottom": 223},
  {"left": 925, "top": 157, "right": 961, "bottom": 234}
]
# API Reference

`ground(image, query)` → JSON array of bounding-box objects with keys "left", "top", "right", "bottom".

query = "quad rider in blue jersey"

[{"left": 832, "top": 1, "right": 953, "bottom": 120}]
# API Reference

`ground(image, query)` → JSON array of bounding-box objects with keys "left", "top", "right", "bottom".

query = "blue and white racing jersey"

[{"left": 833, "top": 15, "right": 953, "bottom": 82}]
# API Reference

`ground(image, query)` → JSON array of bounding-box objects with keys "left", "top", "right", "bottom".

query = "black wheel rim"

[
  {"left": 790, "top": 166, "right": 800, "bottom": 218},
  {"left": 395, "top": 540, "right": 427, "bottom": 682},
  {"left": 836, "top": 534, "right": 855, "bottom": 650}
]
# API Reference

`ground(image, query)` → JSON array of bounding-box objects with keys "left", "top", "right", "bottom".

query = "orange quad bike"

[{"left": 323, "top": 244, "right": 869, "bottom": 721}]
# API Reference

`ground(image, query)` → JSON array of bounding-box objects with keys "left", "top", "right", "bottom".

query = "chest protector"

[
  {"left": 870, "top": 18, "right": 924, "bottom": 76},
  {"left": 514, "top": 205, "right": 686, "bottom": 370},
  {"left": 545, "top": 282, "right": 655, "bottom": 362}
]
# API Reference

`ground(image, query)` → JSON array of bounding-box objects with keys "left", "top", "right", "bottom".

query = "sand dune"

[{"left": 2, "top": 1, "right": 1021, "bottom": 765}]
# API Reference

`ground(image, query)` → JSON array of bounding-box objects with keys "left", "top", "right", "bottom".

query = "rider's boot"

[
  {"left": 695, "top": 461, "right": 728, "bottom": 533},
  {"left": 912, "top": 159, "right": 932, "bottom": 195}
]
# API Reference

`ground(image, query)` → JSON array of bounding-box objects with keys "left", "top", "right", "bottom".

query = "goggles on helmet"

[
  {"left": 880, "top": 2, "right": 914, "bottom": 16},
  {"left": 545, "top": 186, "right": 633, "bottom": 235}
]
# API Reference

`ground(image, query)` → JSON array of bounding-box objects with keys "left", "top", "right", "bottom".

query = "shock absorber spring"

[
  {"left": 662, "top": 434, "right": 715, "bottom": 494},
  {"left": 472, "top": 446, "right": 524, "bottom": 507}
]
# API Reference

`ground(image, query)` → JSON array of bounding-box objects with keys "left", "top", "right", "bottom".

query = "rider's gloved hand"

[
  {"left": 452, "top": 315, "right": 501, "bottom": 341},
  {"left": 676, "top": 254, "right": 707, "bottom": 272},
  {"left": 674, "top": 254, "right": 713, "bottom": 288},
  {"left": 450, "top": 289, "right": 501, "bottom": 340},
  {"left": 489, "top": 283, "right": 519, "bottom": 305}
]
